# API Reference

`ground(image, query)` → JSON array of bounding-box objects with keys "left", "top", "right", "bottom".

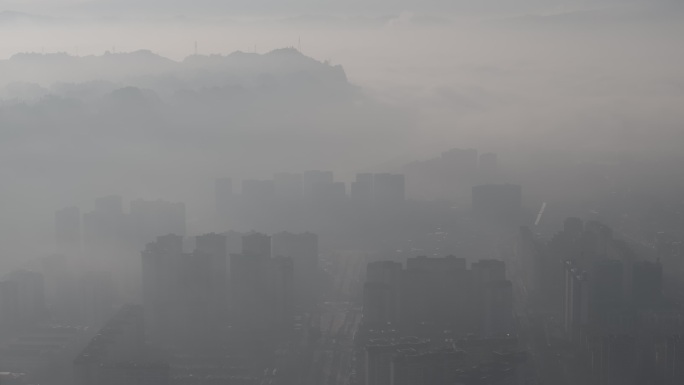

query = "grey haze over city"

[{"left": 0, "top": 0, "right": 683, "bottom": 384}]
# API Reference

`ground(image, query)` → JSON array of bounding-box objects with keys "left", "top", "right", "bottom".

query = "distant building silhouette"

[
  {"left": 6, "top": 270, "right": 46, "bottom": 326},
  {"left": 302, "top": 170, "right": 334, "bottom": 197},
  {"left": 195, "top": 233, "right": 229, "bottom": 326},
  {"left": 363, "top": 256, "right": 512, "bottom": 337},
  {"left": 274, "top": 172, "right": 303, "bottom": 200},
  {"left": 351, "top": 173, "right": 374, "bottom": 202},
  {"left": 403, "top": 148, "right": 481, "bottom": 202},
  {"left": 271, "top": 232, "right": 319, "bottom": 307},
  {"left": 472, "top": 183, "right": 522, "bottom": 222},
  {"left": 632, "top": 260, "right": 663, "bottom": 308},
  {"left": 230, "top": 233, "right": 294, "bottom": 332},
  {"left": 242, "top": 179, "right": 276, "bottom": 201},
  {"left": 312, "top": 181, "right": 346, "bottom": 203},
  {"left": 364, "top": 261, "right": 402, "bottom": 327},
  {"left": 242, "top": 231, "right": 271, "bottom": 258},
  {"left": 83, "top": 195, "right": 129, "bottom": 268},
  {"left": 373, "top": 174, "right": 405, "bottom": 203},
  {"left": 141, "top": 234, "right": 219, "bottom": 348}
]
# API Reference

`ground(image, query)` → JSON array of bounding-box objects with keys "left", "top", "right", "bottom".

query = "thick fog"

[
  {"left": 0, "top": 1, "right": 683, "bottom": 385},
  {"left": 1, "top": 1, "right": 683, "bottom": 257}
]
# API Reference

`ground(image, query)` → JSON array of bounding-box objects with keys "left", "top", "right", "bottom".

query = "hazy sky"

[
  {"left": 0, "top": 0, "right": 681, "bottom": 158},
  {"left": 0, "top": 0, "right": 682, "bottom": 261},
  {"left": 0, "top": 0, "right": 671, "bottom": 16}
]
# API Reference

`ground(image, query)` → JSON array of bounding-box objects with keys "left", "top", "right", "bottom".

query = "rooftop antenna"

[{"left": 298, "top": 36, "right": 302, "bottom": 52}]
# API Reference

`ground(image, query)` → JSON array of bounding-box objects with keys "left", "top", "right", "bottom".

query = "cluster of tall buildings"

[
  {"left": 403, "top": 148, "right": 500, "bottom": 203},
  {"left": 359, "top": 256, "right": 521, "bottom": 385},
  {"left": 142, "top": 234, "right": 226, "bottom": 348},
  {"left": 56, "top": 196, "right": 187, "bottom": 263},
  {"left": 141, "top": 231, "right": 319, "bottom": 349},
  {"left": 1, "top": 255, "right": 118, "bottom": 334},
  {"left": 215, "top": 172, "right": 409, "bottom": 249},
  {"left": 216, "top": 171, "right": 405, "bottom": 209},
  {"left": 49, "top": 194, "right": 324, "bottom": 383},
  {"left": 0, "top": 324, "right": 88, "bottom": 385},
  {"left": 55, "top": 196, "right": 187, "bottom": 305},
  {"left": 518, "top": 218, "right": 684, "bottom": 384},
  {"left": 0, "top": 270, "right": 46, "bottom": 333},
  {"left": 0, "top": 266, "right": 91, "bottom": 385},
  {"left": 364, "top": 337, "right": 521, "bottom": 385},
  {"left": 229, "top": 233, "right": 294, "bottom": 334},
  {"left": 362, "top": 256, "right": 514, "bottom": 339},
  {"left": 350, "top": 173, "right": 406, "bottom": 203},
  {"left": 0, "top": 259, "right": 120, "bottom": 384},
  {"left": 471, "top": 183, "right": 523, "bottom": 223}
]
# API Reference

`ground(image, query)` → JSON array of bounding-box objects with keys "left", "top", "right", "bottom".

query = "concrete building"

[
  {"left": 141, "top": 235, "right": 217, "bottom": 347},
  {"left": 0, "top": 326, "right": 88, "bottom": 384},
  {"left": 6, "top": 270, "right": 46, "bottom": 326},
  {"left": 230, "top": 233, "right": 294, "bottom": 332},
  {"left": 631, "top": 260, "right": 663, "bottom": 308},
  {"left": 588, "top": 334, "right": 637, "bottom": 385},
  {"left": 564, "top": 261, "right": 590, "bottom": 341},
  {"left": 242, "top": 232, "right": 271, "bottom": 258},
  {"left": 195, "top": 233, "right": 229, "bottom": 327},
  {"left": 82, "top": 196, "right": 130, "bottom": 268},
  {"left": 441, "top": 148, "right": 478, "bottom": 175},
  {"left": 363, "top": 256, "right": 502, "bottom": 335},
  {"left": 406, "top": 255, "right": 466, "bottom": 274},
  {"left": 373, "top": 174, "right": 405, "bottom": 203},
  {"left": 482, "top": 280, "right": 514, "bottom": 337},
  {"left": 351, "top": 173, "right": 374, "bottom": 202},
  {"left": 302, "top": 170, "right": 334, "bottom": 197},
  {"left": 363, "top": 261, "right": 402, "bottom": 327},
  {"left": 311, "top": 181, "right": 346, "bottom": 202},
  {"left": 274, "top": 172, "right": 303, "bottom": 200},
  {"left": 363, "top": 282, "right": 395, "bottom": 328},
  {"left": 471, "top": 259, "right": 506, "bottom": 285},
  {"left": 0, "top": 280, "right": 19, "bottom": 332},
  {"left": 271, "top": 232, "right": 319, "bottom": 308},
  {"left": 79, "top": 271, "right": 117, "bottom": 328},
  {"left": 472, "top": 184, "right": 522, "bottom": 222},
  {"left": 242, "top": 179, "right": 276, "bottom": 201},
  {"left": 224, "top": 230, "right": 244, "bottom": 256}
]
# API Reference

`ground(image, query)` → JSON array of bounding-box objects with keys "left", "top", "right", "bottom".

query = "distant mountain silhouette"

[{"left": 0, "top": 49, "right": 347, "bottom": 93}]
